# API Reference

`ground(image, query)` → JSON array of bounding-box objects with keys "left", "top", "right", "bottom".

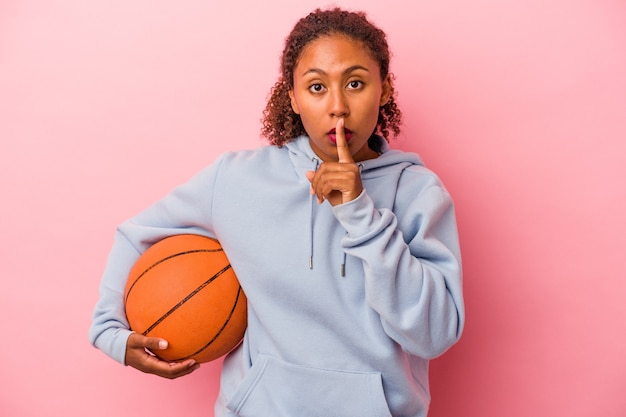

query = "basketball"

[{"left": 124, "top": 234, "right": 247, "bottom": 363}]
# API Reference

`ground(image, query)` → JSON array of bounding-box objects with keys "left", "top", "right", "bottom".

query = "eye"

[
  {"left": 347, "top": 80, "right": 364, "bottom": 90},
  {"left": 308, "top": 83, "right": 325, "bottom": 93}
]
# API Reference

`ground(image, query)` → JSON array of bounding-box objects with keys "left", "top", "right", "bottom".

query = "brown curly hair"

[{"left": 261, "top": 8, "right": 402, "bottom": 147}]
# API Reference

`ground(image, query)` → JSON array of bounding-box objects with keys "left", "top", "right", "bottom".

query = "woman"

[{"left": 90, "top": 8, "right": 464, "bottom": 417}]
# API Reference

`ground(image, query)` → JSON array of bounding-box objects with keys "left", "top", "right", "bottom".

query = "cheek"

[
  {"left": 359, "top": 96, "right": 382, "bottom": 126},
  {"left": 295, "top": 102, "right": 321, "bottom": 129}
]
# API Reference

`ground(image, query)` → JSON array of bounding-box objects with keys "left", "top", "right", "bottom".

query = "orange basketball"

[{"left": 124, "top": 234, "right": 247, "bottom": 363}]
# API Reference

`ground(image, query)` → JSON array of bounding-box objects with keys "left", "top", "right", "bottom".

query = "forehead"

[{"left": 295, "top": 34, "right": 380, "bottom": 74}]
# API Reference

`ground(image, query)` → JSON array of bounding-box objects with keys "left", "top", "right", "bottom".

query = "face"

[{"left": 289, "top": 34, "right": 391, "bottom": 162}]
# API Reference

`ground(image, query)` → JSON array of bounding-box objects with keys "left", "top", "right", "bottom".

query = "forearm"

[
  {"left": 88, "top": 231, "right": 141, "bottom": 364},
  {"left": 334, "top": 188, "right": 464, "bottom": 358}
]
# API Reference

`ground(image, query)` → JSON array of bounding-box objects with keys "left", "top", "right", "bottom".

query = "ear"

[
  {"left": 288, "top": 90, "right": 300, "bottom": 114},
  {"left": 379, "top": 74, "right": 392, "bottom": 107}
]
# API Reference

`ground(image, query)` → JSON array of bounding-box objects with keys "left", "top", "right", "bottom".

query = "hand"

[
  {"left": 306, "top": 119, "right": 363, "bottom": 206},
  {"left": 125, "top": 333, "right": 200, "bottom": 379}
]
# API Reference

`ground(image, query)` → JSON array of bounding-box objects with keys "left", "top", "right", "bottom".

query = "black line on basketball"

[
  {"left": 141, "top": 263, "right": 232, "bottom": 336},
  {"left": 172, "top": 285, "right": 244, "bottom": 362},
  {"left": 125, "top": 248, "right": 223, "bottom": 304}
]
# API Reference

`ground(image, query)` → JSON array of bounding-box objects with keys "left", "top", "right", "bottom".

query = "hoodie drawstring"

[
  {"left": 309, "top": 157, "right": 320, "bottom": 271},
  {"left": 308, "top": 157, "right": 358, "bottom": 278}
]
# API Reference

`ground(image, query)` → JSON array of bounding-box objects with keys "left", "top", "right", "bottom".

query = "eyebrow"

[{"left": 301, "top": 65, "right": 370, "bottom": 77}]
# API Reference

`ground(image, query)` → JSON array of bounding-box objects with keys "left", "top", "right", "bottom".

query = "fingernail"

[{"left": 158, "top": 340, "right": 168, "bottom": 349}]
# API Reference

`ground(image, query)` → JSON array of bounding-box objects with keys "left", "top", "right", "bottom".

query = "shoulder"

[
  {"left": 400, "top": 163, "right": 445, "bottom": 190},
  {"left": 217, "top": 144, "right": 287, "bottom": 166},
  {"left": 384, "top": 153, "right": 454, "bottom": 210},
  {"left": 371, "top": 148, "right": 445, "bottom": 191},
  {"left": 209, "top": 145, "right": 294, "bottom": 186}
]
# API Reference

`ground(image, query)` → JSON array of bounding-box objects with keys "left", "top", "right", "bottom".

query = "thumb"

[
  {"left": 335, "top": 118, "right": 354, "bottom": 164},
  {"left": 128, "top": 333, "right": 168, "bottom": 351}
]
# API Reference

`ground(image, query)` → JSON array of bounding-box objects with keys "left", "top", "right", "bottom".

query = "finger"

[
  {"left": 128, "top": 333, "right": 168, "bottom": 351},
  {"left": 315, "top": 166, "right": 363, "bottom": 205},
  {"left": 140, "top": 352, "right": 199, "bottom": 379},
  {"left": 308, "top": 170, "right": 338, "bottom": 205},
  {"left": 154, "top": 357, "right": 200, "bottom": 379},
  {"left": 126, "top": 334, "right": 200, "bottom": 379},
  {"left": 335, "top": 118, "right": 354, "bottom": 164},
  {"left": 305, "top": 170, "right": 316, "bottom": 196},
  {"left": 306, "top": 169, "right": 324, "bottom": 203}
]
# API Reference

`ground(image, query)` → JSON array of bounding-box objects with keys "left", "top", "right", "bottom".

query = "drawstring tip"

[
  {"left": 341, "top": 264, "right": 346, "bottom": 277},
  {"left": 309, "top": 256, "right": 313, "bottom": 270}
]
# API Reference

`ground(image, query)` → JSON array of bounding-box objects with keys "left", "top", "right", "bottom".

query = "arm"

[
  {"left": 306, "top": 119, "right": 464, "bottom": 358},
  {"left": 333, "top": 179, "right": 464, "bottom": 359},
  {"left": 88, "top": 158, "right": 223, "bottom": 375}
]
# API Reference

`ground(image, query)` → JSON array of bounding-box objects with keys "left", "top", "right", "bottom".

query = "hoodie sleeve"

[
  {"left": 88, "top": 157, "right": 224, "bottom": 364},
  {"left": 332, "top": 171, "right": 464, "bottom": 359}
]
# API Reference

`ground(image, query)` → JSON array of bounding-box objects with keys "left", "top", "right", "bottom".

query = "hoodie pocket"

[{"left": 226, "top": 354, "right": 393, "bottom": 417}]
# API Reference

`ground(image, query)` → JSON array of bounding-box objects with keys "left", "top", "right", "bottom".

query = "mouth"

[{"left": 328, "top": 127, "right": 353, "bottom": 144}]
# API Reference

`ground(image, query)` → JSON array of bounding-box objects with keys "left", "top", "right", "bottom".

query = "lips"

[{"left": 328, "top": 127, "right": 353, "bottom": 144}]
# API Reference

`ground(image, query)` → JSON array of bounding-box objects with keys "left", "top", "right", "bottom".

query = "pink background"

[{"left": 1, "top": 0, "right": 625, "bottom": 416}]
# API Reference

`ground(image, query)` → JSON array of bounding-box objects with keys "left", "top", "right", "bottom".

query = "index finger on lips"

[{"left": 336, "top": 118, "right": 354, "bottom": 164}]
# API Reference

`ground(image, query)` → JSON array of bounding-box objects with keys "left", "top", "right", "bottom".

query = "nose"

[{"left": 329, "top": 89, "right": 349, "bottom": 118}]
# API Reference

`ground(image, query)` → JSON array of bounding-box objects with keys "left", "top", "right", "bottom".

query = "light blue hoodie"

[{"left": 89, "top": 135, "right": 464, "bottom": 417}]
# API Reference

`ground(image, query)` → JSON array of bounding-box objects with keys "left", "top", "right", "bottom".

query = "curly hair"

[{"left": 261, "top": 8, "right": 402, "bottom": 147}]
